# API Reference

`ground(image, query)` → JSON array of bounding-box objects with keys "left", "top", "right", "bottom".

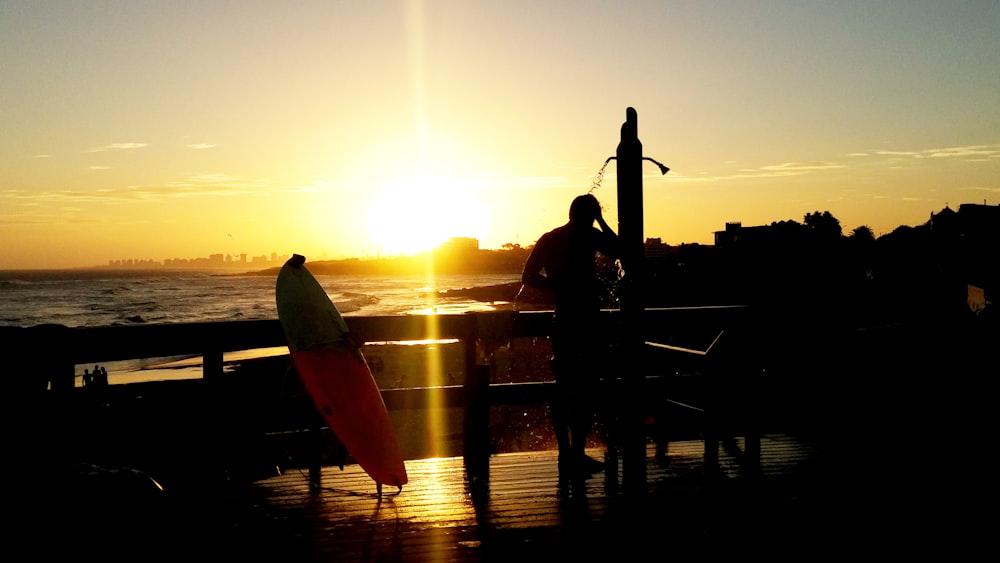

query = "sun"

[{"left": 365, "top": 176, "right": 491, "bottom": 256}]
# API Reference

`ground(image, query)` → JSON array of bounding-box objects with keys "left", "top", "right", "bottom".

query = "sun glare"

[{"left": 365, "top": 176, "right": 490, "bottom": 256}]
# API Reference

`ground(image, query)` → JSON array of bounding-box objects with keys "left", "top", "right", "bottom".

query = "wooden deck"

[
  {"left": 234, "top": 437, "right": 827, "bottom": 561},
  {"left": 16, "top": 435, "right": 834, "bottom": 561},
  {"left": 16, "top": 429, "right": 994, "bottom": 561}
]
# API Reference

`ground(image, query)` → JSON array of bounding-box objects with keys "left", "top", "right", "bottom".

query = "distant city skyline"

[
  {"left": 92, "top": 199, "right": 989, "bottom": 271},
  {"left": 104, "top": 252, "right": 294, "bottom": 269}
]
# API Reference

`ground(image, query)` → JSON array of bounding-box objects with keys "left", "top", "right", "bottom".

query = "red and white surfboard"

[{"left": 275, "top": 254, "right": 407, "bottom": 490}]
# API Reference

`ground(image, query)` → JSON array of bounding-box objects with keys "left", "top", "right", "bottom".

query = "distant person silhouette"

[
  {"left": 519, "top": 193, "right": 620, "bottom": 480},
  {"left": 82, "top": 369, "right": 93, "bottom": 388},
  {"left": 94, "top": 365, "right": 108, "bottom": 387}
]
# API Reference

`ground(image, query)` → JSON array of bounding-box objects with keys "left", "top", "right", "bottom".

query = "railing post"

[
  {"left": 34, "top": 324, "right": 75, "bottom": 392},
  {"left": 703, "top": 326, "right": 761, "bottom": 478},
  {"left": 203, "top": 349, "right": 223, "bottom": 379},
  {"left": 464, "top": 364, "right": 491, "bottom": 488},
  {"left": 464, "top": 313, "right": 492, "bottom": 487}
]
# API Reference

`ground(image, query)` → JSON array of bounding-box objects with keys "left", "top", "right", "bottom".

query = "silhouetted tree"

[
  {"left": 850, "top": 225, "right": 875, "bottom": 242},
  {"left": 804, "top": 211, "right": 842, "bottom": 239}
]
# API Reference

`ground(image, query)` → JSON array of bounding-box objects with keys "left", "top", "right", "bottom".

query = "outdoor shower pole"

[{"left": 615, "top": 107, "right": 647, "bottom": 494}]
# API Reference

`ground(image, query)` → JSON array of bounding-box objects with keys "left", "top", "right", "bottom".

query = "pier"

[{"left": 6, "top": 307, "right": 995, "bottom": 560}]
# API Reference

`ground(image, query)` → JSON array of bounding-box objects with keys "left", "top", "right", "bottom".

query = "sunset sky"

[{"left": 2, "top": 1, "right": 998, "bottom": 269}]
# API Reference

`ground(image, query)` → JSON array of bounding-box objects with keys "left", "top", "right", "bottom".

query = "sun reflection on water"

[{"left": 421, "top": 255, "right": 447, "bottom": 465}]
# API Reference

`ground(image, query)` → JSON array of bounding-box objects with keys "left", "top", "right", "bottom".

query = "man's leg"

[{"left": 549, "top": 357, "right": 571, "bottom": 464}]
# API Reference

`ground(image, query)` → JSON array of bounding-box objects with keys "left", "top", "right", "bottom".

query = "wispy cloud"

[
  {"left": 0, "top": 173, "right": 310, "bottom": 208},
  {"left": 668, "top": 161, "right": 844, "bottom": 183},
  {"left": 85, "top": 142, "right": 148, "bottom": 153},
  {"left": 89, "top": 165, "right": 110, "bottom": 170},
  {"left": 188, "top": 173, "right": 241, "bottom": 184},
  {"left": 34, "top": 154, "right": 52, "bottom": 158},
  {"left": 760, "top": 162, "right": 844, "bottom": 172},
  {"left": 186, "top": 143, "right": 216, "bottom": 150},
  {"left": 875, "top": 150, "right": 921, "bottom": 158},
  {"left": 505, "top": 176, "right": 567, "bottom": 189},
  {"left": 925, "top": 145, "right": 1000, "bottom": 159},
  {"left": 874, "top": 144, "right": 1000, "bottom": 161}
]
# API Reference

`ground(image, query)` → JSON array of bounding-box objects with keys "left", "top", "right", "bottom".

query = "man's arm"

[
  {"left": 520, "top": 236, "right": 552, "bottom": 291},
  {"left": 594, "top": 212, "right": 621, "bottom": 259}
]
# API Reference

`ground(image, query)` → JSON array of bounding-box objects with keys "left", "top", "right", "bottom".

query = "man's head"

[{"left": 568, "top": 194, "right": 601, "bottom": 225}]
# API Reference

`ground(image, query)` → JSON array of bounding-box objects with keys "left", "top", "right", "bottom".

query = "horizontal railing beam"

[{"left": 5, "top": 306, "right": 751, "bottom": 370}]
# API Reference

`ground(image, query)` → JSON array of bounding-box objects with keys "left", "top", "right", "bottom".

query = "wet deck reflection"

[{"left": 240, "top": 436, "right": 827, "bottom": 561}]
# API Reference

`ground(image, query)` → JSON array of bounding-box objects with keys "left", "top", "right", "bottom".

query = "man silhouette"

[{"left": 519, "top": 193, "right": 620, "bottom": 479}]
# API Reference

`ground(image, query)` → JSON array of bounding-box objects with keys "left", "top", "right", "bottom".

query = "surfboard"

[{"left": 275, "top": 254, "right": 408, "bottom": 491}]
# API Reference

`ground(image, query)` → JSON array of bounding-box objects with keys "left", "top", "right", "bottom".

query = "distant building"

[
  {"left": 437, "top": 237, "right": 479, "bottom": 255},
  {"left": 930, "top": 203, "right": 1000, "bottom": 244},
  {"left": 930, "top": 203, "right": 1000, "bottom": 292},
  {"left": 714, "top": 222, "right": 771, "bottom": 248},
  {"left": 644, "top": 237, "right": 673, "bottom": 260}
]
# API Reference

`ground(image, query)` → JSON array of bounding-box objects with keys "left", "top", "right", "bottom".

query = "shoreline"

[{"left": 75, "top": 340, "right": 475, "bottom": 387}]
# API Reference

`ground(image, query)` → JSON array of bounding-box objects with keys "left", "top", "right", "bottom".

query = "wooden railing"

[{"left": 4, "top": 306, "right": 757, "bottom": 491}]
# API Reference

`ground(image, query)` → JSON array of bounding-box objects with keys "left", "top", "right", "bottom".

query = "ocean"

[{"left": 0, "top": 268, "right": 522, "bottom": 384}]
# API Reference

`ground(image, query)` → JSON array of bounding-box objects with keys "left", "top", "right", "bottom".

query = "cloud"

[
  {"left": 85, "top": 142, "right": 148, "bottom": 153},
  {"left": 505, "top": 176, "right": 567, "bottom": 189},
  {"left": 34, "top": 154, "right": 52, "bottom": 158},
  {"left": 668, "top": 160, "right": 846, "bottom": 184},
  {"left": 186, "top": 143, "right": 216, "bottom": 150},
  {"left": 188, "top": 173, "right": 241, "bottom": 184},
  {"left": 924, "top": 145, "right": 1000, "bottom": 159},
  {"left": 89, "top": 165, "right": 110, "bottom": 170},
  {"left": 875, "top": 150, "right": 921, "bottom": 158},
  {"left": 759, "top": 162, "right": 844, "bottom": 171},
  {"left": 0, "top": 173, "right": 295, "bottom": 207},
  {"left": 873, "top": 144, "right": 1000, "bottom": 161}
]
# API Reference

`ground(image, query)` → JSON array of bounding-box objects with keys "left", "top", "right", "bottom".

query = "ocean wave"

[
  {"left": 334, "top": 292, "right": 380, "bottom": 313},
  {"left": 341, "top": 291, "right": 380, "bottom": 304},
  {"left": 2, "top": 272, "right": 521, "bottom": 328}
]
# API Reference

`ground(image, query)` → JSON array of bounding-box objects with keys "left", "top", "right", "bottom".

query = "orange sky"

[{"left": 2, "top": 1, "right": 999, "bottom": 269}]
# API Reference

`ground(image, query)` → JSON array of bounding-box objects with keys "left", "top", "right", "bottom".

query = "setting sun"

[{"left": 365, "top": 176, "right": 492, "bottom": 256}]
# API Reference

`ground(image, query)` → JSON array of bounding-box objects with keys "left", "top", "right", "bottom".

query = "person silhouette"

[
  {"left": 519, "top": 193, "right": 620, "bottom": 481},
  {"left": 94, "top": 365, "right": 108, "bottom": 387}
]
